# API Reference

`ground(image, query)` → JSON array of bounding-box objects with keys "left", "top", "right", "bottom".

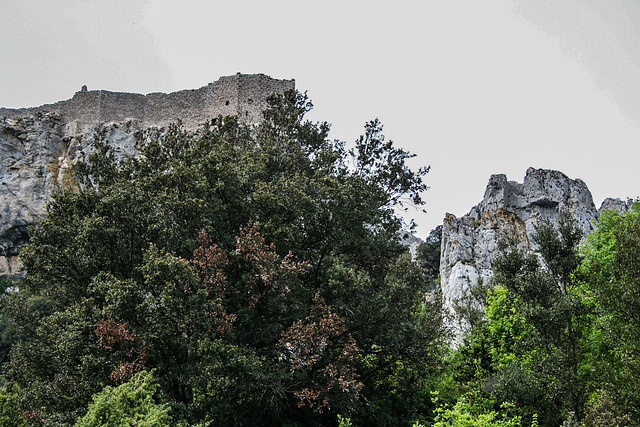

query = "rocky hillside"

[
  {"left": 440, "top": 167, "right": 628, "bottom": 335},
  {"left": 0, "top": 74, "right": 293, "bottom": 276}
]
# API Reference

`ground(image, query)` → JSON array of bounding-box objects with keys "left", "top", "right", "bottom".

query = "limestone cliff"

[
  {"left": 0, "top": 114, "right": 140, "bottom": 275},
  {"left": 0, "top": 74, "right": 293, "bottom": 276},
  {"left": 439, "top": 167, "right": 625, "bottom": 336}
]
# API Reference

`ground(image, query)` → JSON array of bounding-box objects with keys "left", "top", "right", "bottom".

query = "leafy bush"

[
  {"left": 0, "top": 394, "right": 28, "bottom": 427},
  {"left": 74, "top": 371, "right": 171, "bottom": 427}
]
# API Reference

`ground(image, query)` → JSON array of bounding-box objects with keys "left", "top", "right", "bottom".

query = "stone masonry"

[{"left": 0, "top": 73, "right": 295, "bottom": 136}]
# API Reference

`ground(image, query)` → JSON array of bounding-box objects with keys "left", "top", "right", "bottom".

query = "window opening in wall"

[{"left": 225, "top": 100, "right": 230, "bottom": 106}]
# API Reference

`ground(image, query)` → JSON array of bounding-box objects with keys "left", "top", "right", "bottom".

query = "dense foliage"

[
  {"left": 0, "top": 91, "right": 445, "bottom": 426},
  {"left": 439, "top": 205, "right": 640, "bottom": 427},
  {"left": 74, "top": 370, "right": 171, "bottom": 427},
  {"left": 1, "top": 89, "right": 639, "bottom": 426},
  {"left": 580, "top": 202, "right": 640, "bottom": 422}
]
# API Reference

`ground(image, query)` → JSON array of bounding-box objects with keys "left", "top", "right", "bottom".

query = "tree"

[
  {"left": 74, "top": 370, "right": 171, "bottom": 427},
  {"left": 4, "top": 90, "right": 442, "bottom": 425},
  {"left": 464, "top": 211, "right": 588, "bottom": 426},
  {"left": 0, "top": 274, "right": 16, "bottom": 370},
  {"left": 417, "top": 225, "right": 442, "bottom": 287},
  {"left": 429, "top": 395, "right": 522, "bottom": 427},
  {"left": 0, "top": 394, "right": 28, "bottom": 427},
  {"left": 580, "top": 201, "right": 640, "bottom": 421}
]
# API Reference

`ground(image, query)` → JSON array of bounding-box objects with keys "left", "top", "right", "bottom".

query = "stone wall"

[{"left": 0, "top": 73, "right": 295, "bottom": 136}]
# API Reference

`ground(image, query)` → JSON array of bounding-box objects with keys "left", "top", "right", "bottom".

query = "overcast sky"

[{"left": 2, "top": 0, "right": 640, "bottom": 238}]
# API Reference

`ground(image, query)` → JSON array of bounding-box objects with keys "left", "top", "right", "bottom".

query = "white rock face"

[
  {"left": 599, "top": 197, "right": 630, "bottom": 213},
  {"left": 440, "top": 168, "right": 599, "bottom": 337},
  {"left": 0, "top": 114, "right": 138, "bottom": 275}
]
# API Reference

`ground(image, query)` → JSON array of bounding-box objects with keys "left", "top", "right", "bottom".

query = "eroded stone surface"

[
  {"left": 440, "top": 168, "right": 599, "bottom": 337},
  {"left": 0, "top": 114, "right": 140, "bottom": 275}
]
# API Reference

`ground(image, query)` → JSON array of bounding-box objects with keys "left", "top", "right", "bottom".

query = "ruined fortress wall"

[
  {"left": 143, "top": 87, "right": 210, "bottom": 130},
  {"left": 0, "top": 73, "right": 295, "bottom": 135},
  {"left": 236, "top": 73, "right": 296, "bottom": 124}
]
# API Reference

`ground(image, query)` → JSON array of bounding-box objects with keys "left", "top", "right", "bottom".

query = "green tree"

[
  {"left": 5, "top": 90, "right": 442, "bottom": 426},
  {"left": 430, "top": 396, "right": 522, "bottom": 427},
  {"left": 459, "top": 211, "right": 588, "bottom": 426},
  {"left": 580, "top": 201, "right": 640, "bottom": 422},
  {"left": 417, "top": 225, "right": 442, "bottom": 287},
  {"left": 0, "top": 273, "right": 16, "bottom": 371},
  {"left": 74, "top": 370, "right": 171, "bottom": 427},
  {"left": 0, "top": 394, "right": 28, "bottom": 427}
]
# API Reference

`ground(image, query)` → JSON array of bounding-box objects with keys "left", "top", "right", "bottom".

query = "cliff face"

[
  {"left": 439, "top": 168, "right": 620, "bottom": 336},
  {"left": 0, "top": 114, "right": 71, "bottom": 275},
  {"left": 0, "top": 74, "right": 293, "bottom": 276},
  {"left": 0, "top": 114, "right": 139, "bottom": 275}
]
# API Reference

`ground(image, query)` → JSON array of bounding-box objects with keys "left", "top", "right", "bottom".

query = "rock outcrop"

[
  {"left": 0, "top": 115, "right": 140, "bottom": 275},
  {"left": 0, "top": 74, "right": 293, "bottom": 276},
  {"left": 599, "top": 197, "right": 631, "bottom": 213},
  {"left": 439, "top": 168, "right": 602, "bottom": 336}
]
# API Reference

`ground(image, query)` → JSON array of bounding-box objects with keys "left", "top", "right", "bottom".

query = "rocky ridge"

[{"left": 440, "top": 167, "right": 628, "bottom": 336}]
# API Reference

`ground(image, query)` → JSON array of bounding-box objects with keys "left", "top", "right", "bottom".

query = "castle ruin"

[
  {"left": 0, "top": 73, "right": 295, "bottom": 135},
  {"left": 0, "top": 73, "right": 295, "bottom": 275}
]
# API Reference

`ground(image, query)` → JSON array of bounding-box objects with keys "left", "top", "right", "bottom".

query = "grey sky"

[{"left": 2, "top": 0, "right": 640, "bottom": 238}]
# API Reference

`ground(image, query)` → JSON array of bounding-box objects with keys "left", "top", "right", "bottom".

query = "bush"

[{"left": 74, "top": 371, "right": 171, "bottom": 427}]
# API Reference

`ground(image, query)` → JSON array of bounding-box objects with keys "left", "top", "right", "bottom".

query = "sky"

[{"left": 2, "top": 0, "right": 640, "bottom": 238}]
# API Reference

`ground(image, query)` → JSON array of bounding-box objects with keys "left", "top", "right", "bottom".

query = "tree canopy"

[
  {"left": 4, "top": 87, "right": 639, "bottom": 427},
  {"left": 1, "top": 90, "right": 444, "bottom": 426}
]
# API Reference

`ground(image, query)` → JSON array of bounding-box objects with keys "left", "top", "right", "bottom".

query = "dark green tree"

[
  {"left": 417, "top": 225, "right": 443, "bottom": 287},
  {"left": 0, "top": 274, "right": 15, "bottom": 370},
  {"left": 3, "top": 90, "right": 442, "bottom": 426}
]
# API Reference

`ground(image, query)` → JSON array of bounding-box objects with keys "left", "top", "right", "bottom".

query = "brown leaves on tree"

[
  {"left": 234, "top": 220, "right": 308, "bottom": 309},
  {"left": 190, "top": 221, "right": 307, "bottom": 332},
  {"left": 279, "top": 294, "right": 363, "bottom": 413},
  {"left": 95, "top": 318, "right": 149, "bottom": 384},
  {"left": 191, "top": 230, "right": 236, "bottom": 334},
  {"left": 18, "top": 408, "right": 48, "bottom": 424}
]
